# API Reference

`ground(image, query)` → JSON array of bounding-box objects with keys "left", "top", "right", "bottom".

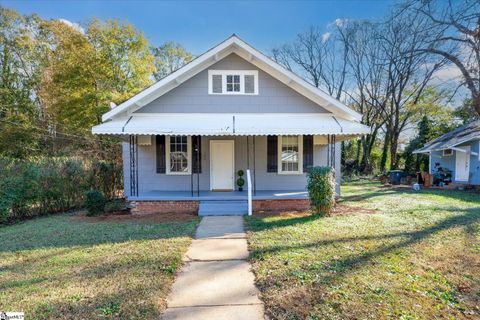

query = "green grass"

[
  {"left": 0, "top": 213, "right": 198, "bottom": 319},
  {"left": 246, "top": 180, "right": 480, "bottom": 320}
]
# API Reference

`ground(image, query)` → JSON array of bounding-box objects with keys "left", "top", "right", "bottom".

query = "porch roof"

[
  {"left": 92, "top": 113, "right": 370, "bottom": 137},
  {"left": 413, "top": 120, "right": 480, "bottom": 154}
]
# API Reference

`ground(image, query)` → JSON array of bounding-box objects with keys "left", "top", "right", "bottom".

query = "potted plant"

[{"left": 237, "top": 170, "right": 245, "bottom": 191}]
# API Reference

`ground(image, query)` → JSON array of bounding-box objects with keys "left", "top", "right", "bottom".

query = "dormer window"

[{"left": 208, "top": 70, "right": 258, "bottom": 95}]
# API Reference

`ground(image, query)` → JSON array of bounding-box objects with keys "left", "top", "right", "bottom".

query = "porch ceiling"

[{"left": 92, "top": 113, "right": 370, "bottom": 138}]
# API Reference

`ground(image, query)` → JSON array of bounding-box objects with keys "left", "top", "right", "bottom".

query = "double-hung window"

[
  {"left": 166, "top": 135, "right": 191, "bottom": 174},
  {"left": 208, "top": 70, "right": 258, "bottom": 95},
  {"left": 278, "top": 135, "right": 303, "bottom": 174}
]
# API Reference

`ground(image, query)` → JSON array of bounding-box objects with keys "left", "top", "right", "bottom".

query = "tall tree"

[
  {"left": 41, "top": 19, "right": 155, "bottom": 134},
  {"left": 0, "top": 7, "right": 47, "bottom": 157},
  {"left": 377, "top": 8, "right": 445, "bottom": 169},
  {"left": 272, "top": 25, "right": 349, "bottom": 100},
  {"left": 341, "top": 20, "right": 388, "bottom": 172},
  {"left": 406, "top": 0, "right": 480, "bottom": 116},
  {"left": 152, "top": 41, "right": 193, "bottom": 80},
  {"left": 87, "top": 19, "right": 155, "bottom": 104}
]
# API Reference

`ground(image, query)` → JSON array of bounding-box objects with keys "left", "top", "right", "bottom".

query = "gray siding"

[
  {"left": 135, "top": 53, "right": 329, "bottom": 114},
  {"left": 430, "top": 140, "right": 480, "bottom": 185},
  {"left": 123, "top": 137, "right": 341, "bottom": 197}
]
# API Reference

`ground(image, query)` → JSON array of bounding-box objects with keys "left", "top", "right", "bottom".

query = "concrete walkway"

[{"left": 162, "top": 216, "right": 265, "bottom": 320}]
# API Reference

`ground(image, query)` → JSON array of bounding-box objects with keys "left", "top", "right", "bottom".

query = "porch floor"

[{"left": 129, "top": 190, "right": 308, "bottom": 201}]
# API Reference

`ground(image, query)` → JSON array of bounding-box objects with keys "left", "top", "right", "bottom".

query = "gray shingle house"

[
  {"left": 92, "top": 35, "right": 369, "bottom": 215},
  {"left": 414, "top": 120, "right": 480, "bottom": 186}
]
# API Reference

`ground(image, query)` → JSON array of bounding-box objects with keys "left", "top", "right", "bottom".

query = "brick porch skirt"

[
  {"left": 253, "top": 199, "right": 310, "bottom": 212},
  {"left": 130, "top": 199, "right": 310, "bottom": 215},
  {"left": 130, "top": 200, "right": 200, "bottom": 215}
]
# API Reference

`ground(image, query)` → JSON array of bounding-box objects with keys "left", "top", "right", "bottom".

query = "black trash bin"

[{"left": 389, "top": 170, "right": 404, "bottom": 185}]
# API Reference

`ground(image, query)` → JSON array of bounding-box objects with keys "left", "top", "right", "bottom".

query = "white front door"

[
  {"left": 210, "top": 140, "right": 235, "bottom": 191},
  {"left": 455, "top": 146, "right": 470, "bottom": 182}
]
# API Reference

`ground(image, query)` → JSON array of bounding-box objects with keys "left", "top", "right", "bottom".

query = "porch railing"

[{"left": 246, "top": 169, "right": 252, "bottom": 216}]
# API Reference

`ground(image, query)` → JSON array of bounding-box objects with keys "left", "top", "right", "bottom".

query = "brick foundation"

[
  {"left": 130, "top": 200, "right": 199, "bottom": 215},
  {"left": 253, "top": 199, "right": 310, "bottom": 212},
  {"left": 130, "top": 199, "right": 309, "bottom": 215}
]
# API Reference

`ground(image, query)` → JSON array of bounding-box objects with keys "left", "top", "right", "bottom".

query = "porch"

[{"left": 129, "top": 189, "right": 308, "bottom": 201}]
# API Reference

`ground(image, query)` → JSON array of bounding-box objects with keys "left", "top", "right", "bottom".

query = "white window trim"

[
  {"left": 208, "top": 70, "right": 259, "bottom": 95},
  {"left": 278, "top": 135, "right": 303, "bottom": 175},
  {"left": 165, "top": 135, "right": 192, "bottom": 175}
]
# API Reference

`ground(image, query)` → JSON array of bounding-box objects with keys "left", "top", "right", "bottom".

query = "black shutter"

[
  {"left": 267, "top": 135, "right": 278, "bottom": 172},
  {"left": 303, "top": 135, "right": 314, "bottom": 172},
  {"left": 192, "top": 135, "right": 202, "bottom": 173},
  {"left": 156, "top": 135, "right": 166, "bottom": 174}
]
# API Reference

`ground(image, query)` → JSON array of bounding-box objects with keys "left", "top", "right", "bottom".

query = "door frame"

[
  {"left": 455, "top": 146, "right": 470, "bottom": 182},
  {"left": 209, "top": 140, "right": 235, "bottom": 191}
]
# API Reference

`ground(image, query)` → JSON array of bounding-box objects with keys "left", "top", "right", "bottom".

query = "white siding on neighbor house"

[
  {"left": 135, "top": 53, "right": 329, "bottom": 114},
  {"left": 122, "top": 137, "right": 341, "bottom": 197}
]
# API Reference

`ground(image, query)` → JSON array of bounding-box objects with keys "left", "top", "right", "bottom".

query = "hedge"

[{"left": 0, "top": 157, "right": 122, "bottom": 223}]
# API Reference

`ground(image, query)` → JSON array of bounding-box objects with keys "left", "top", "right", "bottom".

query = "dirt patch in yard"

[
  {"left": 254, "top": 203, "right": 377, "bottom": 217},
  {"left": 72, "top": 211, "right": 197, "bottom": 223}
]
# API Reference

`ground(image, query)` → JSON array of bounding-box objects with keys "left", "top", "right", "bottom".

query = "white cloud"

[
  {"left": 322, "top": 32, "right": 331, "bottom": 43},
  {"left": 58, "top": 18, "right": 85, "bottom": 34},
  {"left": 432, "top": 65, "right": 462, "bottom": 83},
  {"left": 334, "top": 18, "right": 345, "bottom": 27}
]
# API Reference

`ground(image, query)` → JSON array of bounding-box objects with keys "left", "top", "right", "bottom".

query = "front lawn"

[
  {"left": 246, "top": 181, "right": 480, "bottom": 319},
  {"left": 0, "top": 213, "right": 198, "bottom": 319}
]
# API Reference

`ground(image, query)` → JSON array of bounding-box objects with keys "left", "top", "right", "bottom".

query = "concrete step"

[{"left": 198, "top": 200, "right": 248, "bottom": 216}]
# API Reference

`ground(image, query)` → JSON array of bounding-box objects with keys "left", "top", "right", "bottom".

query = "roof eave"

[{"left": 101, "top": 35, "right": 362, "bottom": 122}]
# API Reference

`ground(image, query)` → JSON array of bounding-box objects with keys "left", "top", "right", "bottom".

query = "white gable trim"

[{"left": 102, "top": 35, "right": 362, "bottom": 122}]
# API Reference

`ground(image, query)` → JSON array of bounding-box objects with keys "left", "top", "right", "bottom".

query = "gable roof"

[
  {"left": 101, "top": 34, "right": 362, "bottom": 122},
  {"left": 413, "top": 120, "right": 480, "bottom": 153}
]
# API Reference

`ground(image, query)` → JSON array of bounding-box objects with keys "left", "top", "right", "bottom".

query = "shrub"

[
  {"left": 104, "top": 199, "right": 123, "bottom": 213},
  {"left": 84, "top": 190, "right": 107, "bottom": 216},
  {"left": 307, "top": 166, "right": 336, "bottom": 216},
  {"left": 0, "top": 157, "right": 123, "bottom": 223}
]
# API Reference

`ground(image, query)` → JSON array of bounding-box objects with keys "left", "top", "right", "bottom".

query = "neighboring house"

[
  {"left": 92, "top": 35, "right": 369, "bottom": 215},
  {"left": 414, "top": 120, "right": 480, "bottom": 185}
]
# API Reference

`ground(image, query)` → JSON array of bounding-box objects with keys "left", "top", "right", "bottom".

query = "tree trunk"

[
  {"left": 380, "top": 131, "right": 390, "bottom": 172},
  {"left": 474, "top": 94, "right": 480, "bottom": 117},
  {"left": 389, "top": 133, "right": 399, "bottom": 170},
  {"left": 355, "top": 138, "right": 362, "bottom": 172}
]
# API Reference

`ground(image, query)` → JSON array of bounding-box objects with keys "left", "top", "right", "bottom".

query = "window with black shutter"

[
  {"left": 267, "top": 135, "right": 278, "bottom": 172},
  {"left": 156, "top": 135, "right": 166, "bottom": 173},
  {"left": 192, "top": 135, "right": 202, "bottom": 173},
  {"left": 303, "top": 135, "right": 314, "bottom": 172}
]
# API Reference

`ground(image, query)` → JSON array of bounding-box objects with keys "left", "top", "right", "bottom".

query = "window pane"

[
  {"left": 226, "top": 74, "right": 240, "bottom": 92},
  {"left": 212, "top": 75, "right": 222, "bottom": 93},
  {"left": 281, "top": 135, "right": 299, "bottom": 172},
  {"left": 244, "top": 75, "right": 255, "bottom": 93},
  {"left": 170, "top": 136, "right": 188, "bottom": 172}
]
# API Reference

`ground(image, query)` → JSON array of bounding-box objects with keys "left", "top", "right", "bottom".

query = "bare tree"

[
  {"left": 341, "top": 21, "right": 388, "bottom": 172},
  {"left": 406, "top": 0, "right": 480, "bottom": 115},
  {"left": 272, "top": 26, "right": 348, "bottom": 100},
  {"left": 372, "top": 8, "right": 445, "bottom": 169}
]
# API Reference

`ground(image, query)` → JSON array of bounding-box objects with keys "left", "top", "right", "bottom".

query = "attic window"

[{"left": 208, "top": 70, "right": 258, "bottom": 95}]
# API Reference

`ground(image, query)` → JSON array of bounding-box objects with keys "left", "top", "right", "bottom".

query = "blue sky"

[{"left": 1, "top": 0, "right": 395, "bottom": 53}]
